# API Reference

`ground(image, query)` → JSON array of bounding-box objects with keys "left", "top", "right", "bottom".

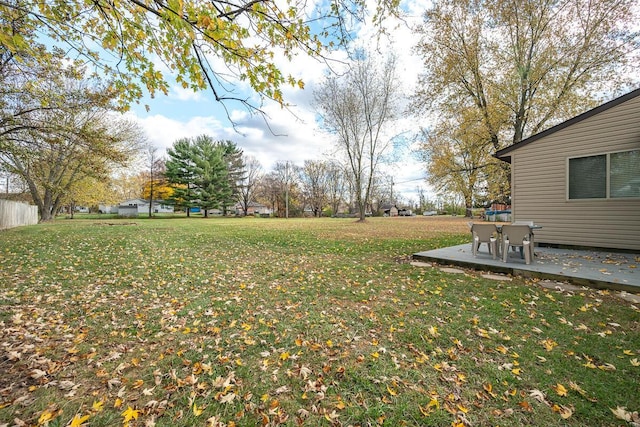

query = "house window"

[
  {"left": 611, "top": 150, "right": 640, "bottom": 198},
  {"left": 568, "top": 155, "right": 606, "bottom": 199},
  {"left": 568, "top": 149, "right": 640, "bottom": 199}
]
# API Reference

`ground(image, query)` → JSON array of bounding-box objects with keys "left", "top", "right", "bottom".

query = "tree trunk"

[{"left": 464, "top": 193, "right": 473, "bottom": 218}]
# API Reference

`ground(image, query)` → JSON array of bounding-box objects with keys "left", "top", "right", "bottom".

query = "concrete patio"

[{"left": 413, "top": 243, "right": 640, "bottom": 293}]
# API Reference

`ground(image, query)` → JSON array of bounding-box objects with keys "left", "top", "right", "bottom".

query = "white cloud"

[
  {"left": 127, "top": 0, "right": 435, "bottom": 201},
  {"left": 169, "top": 85, "right": 205, "bottom": 102}
]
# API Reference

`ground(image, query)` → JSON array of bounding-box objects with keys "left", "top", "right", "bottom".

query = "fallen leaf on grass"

[
  {"left": 552, "top": 404, "right": 573, "bottom": 419},
  {"left": 611, "top": 406, "right": 633, "bottom": 422},
  {"left": 121, "top": 406, "right": 140, "bottom": 423},
  {"left": 68, "top": 413, "right": 90, "bottom": 427},
  {"left": 31, "top": 369, "right": 47, "bottom": 379},
  {"left": 552, "top": 383, "right": 568, "bottom": 397},
  {"left": 529, "top": 389, "right": 546, "bottom": 403},
  {"left": 540, "top": 338, "right": 558, "bottom": 351},
  {"left": 192, "top": 402, "right": 204, "bottom": 416},
  {"left": 598, "top": 363, "right": 616, "bottom": 371}
]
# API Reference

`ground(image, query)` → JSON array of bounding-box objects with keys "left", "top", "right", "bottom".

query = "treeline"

[{"left": 149, "top": 135, "right": 426, "bottom": 218}]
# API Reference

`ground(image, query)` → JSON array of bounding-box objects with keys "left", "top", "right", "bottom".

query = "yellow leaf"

[
  {"left": 630, "top": 358, "right": 640, "bottom": 366},
  {"left": 92, "top": 400, "right": 104, "bottom": 412},
  {"left": 280, "top": 352, "right": 290, "bottom": 361},
  {"left": 121, "top": 406, "right": 140, "bottom": 422},
  {"left": 483, "top": 383, "right": 496, "bottom": 397},
  {"left": 427, "top": 397, "right": 439, "bottom": 408},
  {"left": 114, "top": 397, "right": 123, "bottom": 408},
  {"left": 540, "top": 338, "right": 557, "bottom": 351},
  {"left": 553, "top": 383, "right": 568, "bottom": 397},
  {"left": 598, "top": 363, "right": 616, "bottom": 371},
  {"left": 326, "top": 339, "right": 333, "bottom": 348},
  {"left": 193, "top": 402, "right": 204, "bottom": 416},
  {"left": 386, "top": 385, "right": 397, "bottom": 396},
  {"left": 511, "top": 368, "right": 521, "bottom": 376},
  {"left": 476, "top": 328, "right": 490, "bottom": 338},
  {"left": 419, "top": 405, "right": 434, "bottom": 417},
  {"left": 69, "top": 413, "right": 91, "bottom": 427},
  {"left": 554, "top": 404, "right": 573, "bottom": 419},
  {"left": 38, "top": 410, "right": 54, "bottom": 425}
]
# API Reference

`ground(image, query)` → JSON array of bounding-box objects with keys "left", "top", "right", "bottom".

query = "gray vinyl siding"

[{"left": 510, "top": 95, "right": 640, "bottom": 251}]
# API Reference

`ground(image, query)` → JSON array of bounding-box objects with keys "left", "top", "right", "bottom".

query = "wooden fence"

[{"left": 0, "top": 199, "right": 38, "bottom": 230}]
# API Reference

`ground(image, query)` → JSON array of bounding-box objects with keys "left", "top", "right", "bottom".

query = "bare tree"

[
  {"left": 257, "top": 164, "right": 301, "bottom": 217},
  {"left": 238, "top": 155, "right": 264, "bottom": 216},
  {"left": 256, "top": 173, "right": 281, "bottom": 216},
  {"left": 325, "top": 161, "right": 347, "bottom": 216},
  {"left": 314, "top": 55, "right": 399, "bottom": 221},
  {"left": 299, "top": 160, "right": 331, "bottom": 217}
]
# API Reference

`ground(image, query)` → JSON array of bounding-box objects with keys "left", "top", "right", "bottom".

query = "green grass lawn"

[{"left": 1, "top": 217, "right": 638, "bottom": 427}]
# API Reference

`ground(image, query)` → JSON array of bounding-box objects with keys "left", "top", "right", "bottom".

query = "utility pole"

[
  {"left": 390, "top": 177, "right": 395, "bottom": 206},
  {"left": 285, "top": 161, "right": 289, "bottom": 219}
]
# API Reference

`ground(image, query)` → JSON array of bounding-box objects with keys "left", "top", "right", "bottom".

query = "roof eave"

[{"left": 493, "top": 87, "right": 640, "bottom": 162}]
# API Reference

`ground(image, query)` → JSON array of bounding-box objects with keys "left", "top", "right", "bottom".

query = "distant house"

[
  {"left": 98, "top": 204, "right": 118, "bottom": 214},
  {"left": 495, "top": 88, "right": 640, "bottom": 251},
  {"left": 118, "top": 198, "right": 174, "bottom": 217},
  {"left": 381, "top": 204, "right": 399, "bottom": 217},
  {"left": 236, "top": 202, "right": 273, "bottom": 216}
]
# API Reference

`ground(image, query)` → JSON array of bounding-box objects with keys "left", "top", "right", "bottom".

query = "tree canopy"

[
  {"left": 414, "top": 0, "right": 640, "bottom": 206},
  {"left": 165, "top": 135, "right": 243, "bottom": 217},
  {"left": 0, "top": 51, "right": 145, "bottom": 221},
  {"left": 1, "top": 0, "right": 399, "bottom": 116}
]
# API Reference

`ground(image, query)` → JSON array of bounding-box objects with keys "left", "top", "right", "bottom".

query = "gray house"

[
  {"left": 118, "top": 198, "right": 175, "bottom": 217},
  {"left": 495, "top": 88, "right": 640, "bottom": 251}
]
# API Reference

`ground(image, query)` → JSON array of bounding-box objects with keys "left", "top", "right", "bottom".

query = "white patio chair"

[
  {"left": 470, "top": 223, "right": 499, "bottom": 259},
  {"left": 501, "top": 224, "right": 534, "bottom": 264}
]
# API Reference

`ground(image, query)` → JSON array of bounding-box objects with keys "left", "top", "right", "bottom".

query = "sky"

[{"left": 124, "top": 1, "right": 433, "bottom": 204}]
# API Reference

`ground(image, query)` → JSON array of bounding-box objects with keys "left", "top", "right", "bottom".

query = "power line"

[{"left": 394, "top": 177, "right": 426, "bottom": 185}]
